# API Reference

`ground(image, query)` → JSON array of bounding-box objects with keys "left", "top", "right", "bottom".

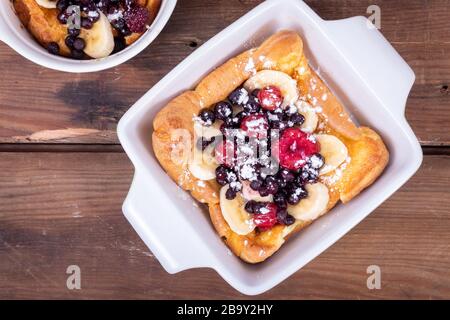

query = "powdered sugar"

[{"left": 244, "top": 58, "right": 256, "bottom": 75}]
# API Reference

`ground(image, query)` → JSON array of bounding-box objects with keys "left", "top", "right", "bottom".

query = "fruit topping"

[
  {"left": 274, "top": 128, "right": 320, "bottom": 170},
  {"left": 47, "top": 42, "right": 60, "bottom": 55},
  {"left": 214, "top": 101, "right": 233, "bottom": 121},
  {"left": 314, "top": 134, "right": 348, "bottom": 175},
  {"left": 215, "top": 165, "right": 230, "bottom": 186},
  {"left": 220, "top": 186, "right": 255, "bottom": 236},
  {"left": 190, "top": 70, "right": 336, "bottom": 233},
  {"left": 308, "top": 153, "right": 325, "bottom": 169},
  {"left": 244, "top": 70, "right": 299, "bottom": 108},
  {"left": 289, "top": 113, "right": 305, "bottom": 126},
  {"left": 257, "top": 86, "right": 283, "bottom": 111},
  {"left": 286, "top": 185, "right": 308, "bottom": 205},
  {"left": 198, "top": 109, "right": 216, "bottom": 126},
  {"left": 124, "top": 6, "right": 150, "bottom": 33},
  {"left": 240, "top": 114, "right": 269, "bottom": 139},
  {"left": 243, "top": 95, "right": 261, "bottom": 113},
  {"left": 228, "top": 87, "right": 249, "bottom": 106},
  {"left": 253, "top": 203, "right": 278, "bottom": 230},
  {"left": 276, "top": 209, "right": 296, "bottom": 226},
  {"left": 288, "top": 183, "right": 329, "bottom": 221},
  {"left": 250, "top": 179, "right": 263, "bottom": 191},
  {"left": 273, "top": 191, "right": 288, "bottom": 209}
]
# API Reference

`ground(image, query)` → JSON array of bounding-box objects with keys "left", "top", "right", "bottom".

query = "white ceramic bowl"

[
  {"left": 0, "top": 0, "right": 177, "bottom": 72},
  {"left": 117, "top": 0, "right": 422, "bottom": 295}
]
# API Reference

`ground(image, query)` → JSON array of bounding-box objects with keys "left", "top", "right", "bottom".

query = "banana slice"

[
  {"left": 188, "top": 144, "right": 217, "bottom": 181},
  {"left": 241, "top": 181, "right": 273, "bottom": 202},
  {"left": 220, "top": 186, "right": 255, "bottom": 235},
  {"left": 80, "top": 11, "right": 114, "bottom": 59},
  {"left": 244, "top": 70, "right": 299, "bottom": 108},
  {"left": 194, "top": 122, "right": 221, "bottom": 140},
  {"left": 35, "top": 0, "right": 57, "bottom": 8},
  {"left": 296, "top": 101, "right": 318, "bottom": 133},
  {"left": 288, "top": 183, "right": 329, "bottom": 221},
  {"left": 315, "top": 134, "right": 348, "bottom": 175}
]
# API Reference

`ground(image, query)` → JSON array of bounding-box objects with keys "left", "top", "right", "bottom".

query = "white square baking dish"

[{"left": 117, "top": 0, "right": 422, "bottom": 295}]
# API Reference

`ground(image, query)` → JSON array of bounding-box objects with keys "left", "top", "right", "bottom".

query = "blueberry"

[
  {"left": 57, "top": 11, "right": 69, "bottom": 24},
  {"left": 215, "top": 165, "right": 229, "bottom": 186},
  {"left": 113, "top": 37, "right": 126, "bottom": 54},
  {"left": 259, "top": 185, "right": 271, "bottom": 197},
  {"left": 47, "top": 42, "right": 60, "bottom": 55},
  {"left": 290, "top": 113, "right": 305, "bottom": 126},
  {"left": 284, "top": 214, "right": 296, "bottom": 226},
  {"left": 264, "top": 176, "right": 279, "bottom": 195},
  {"left": 198, "top": 109, "right": 216, "bottom": 126},
  {"left": 73, "top": 38, "right": 86, "bottom": 51},
  {"left": 214, "top": 102, "right": 233, "bottom": 121},
  {"left": 245, "top": 200, "right": 257, "bottom": 213},
  {"left": 287, "top": 193, "right": 300, "bottom": 205},
  {"left": 250, "top": 179, "right": 263, "bottom": 191},
  {"left": 268, "top": 112, "right": 287, "bottom": 130},
  {"left": 56, "top": 0, "right": 69, "bottom": 11},
  {"left": 87, "top": 10, "right": 100, "bottom": 22},
  {"left": 287, "top": 186, "right": 308, "bottom": 205},
  {"left": 228, "top": 87, "right": 249, "bottom": 105},
  {"left": 226, "top": 170, "right": 238, "bottom": 184},
  {"left": 68, "top": 27, "right": 81, "bottom": 37},
  {"left": 251, "top": 202, "right": 266, "bottom": 215},
  {"left": 274, "top": 192, "right": 287, "bottom": 209},
  {"left": 301, "top": 165, "right": 319, "bottom": 183},
  {"left": 71, "top": 49, "right": 85, "bottom": 60},
  {"left": 276, "top": 176, "right": 287, "bottom": 188},
  {"left": 65, "top": 35, "right": 75, "bottom": 48},
  {"left": 225, "top": 187, "right": 237, "bottom": 200},
  {"left": 308, "top": 153, "right": 325, "bottom": 169},
  {"left": 276, "top": 209, "right": 288, "bottom": 224},
  {"left": 229, "top": 111, "right": 248, "bottom": 127},
  {"left": 81, "top": 17, "right": 94, "bottom": 29},
  {"left": 111, "top": 18, "right": 126, "bottom": 30},
  {"left": 243, "top": 96, "right": 261, "bottom": 113},
  {"left": 280, "top": 169, "right": 295, "bottom": 183}
]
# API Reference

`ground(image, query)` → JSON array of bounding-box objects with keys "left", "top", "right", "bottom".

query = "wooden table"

[{"left": 1, "top": 0, "right": 449, "bottom": 299}]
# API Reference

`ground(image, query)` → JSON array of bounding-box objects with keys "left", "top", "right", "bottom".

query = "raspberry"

[
  {"left": 124, "top": 6, "right": 150, "bottom": 33},
  {"left": 253, "top": 203, "right": 278, "bottom": 230},
  {"left": 240, "top": 114, "right": 269, "bottom": 138},
  {"left": 273, "top": 128, "right": 320, "bottom": 170},
  {"left": 257, "top": 86, "right": 283, "bottom": 111}
]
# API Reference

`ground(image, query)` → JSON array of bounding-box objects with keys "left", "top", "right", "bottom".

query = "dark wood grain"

[
  {"left": 0, "top": 152, "right": 449, "bottom": 299},
  {"left": 0, "top": 0, "right": 449, "bottom": 145}
]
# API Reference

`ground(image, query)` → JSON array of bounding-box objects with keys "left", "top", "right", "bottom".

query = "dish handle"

[
  {"left": 323, "top": 16, "right": 415, "bottom": 118},
  {"left": 122, "top": 170, "right": 217, "bottom": 273}
]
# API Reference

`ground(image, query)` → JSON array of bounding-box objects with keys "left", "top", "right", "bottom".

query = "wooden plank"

[
  {"left": 0, "top": 152, "right": 449, "bottom": 299},
  {"left": 0, "top": 0, "right": 449, "bottom": 145}
]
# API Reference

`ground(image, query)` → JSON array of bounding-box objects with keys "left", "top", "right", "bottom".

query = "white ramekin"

[
  {"left": 117, "top": 0, "right": 422, "bottom": 295},
  {"left": 0, "top": 0, "right": 177, "bottom": 72}
]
